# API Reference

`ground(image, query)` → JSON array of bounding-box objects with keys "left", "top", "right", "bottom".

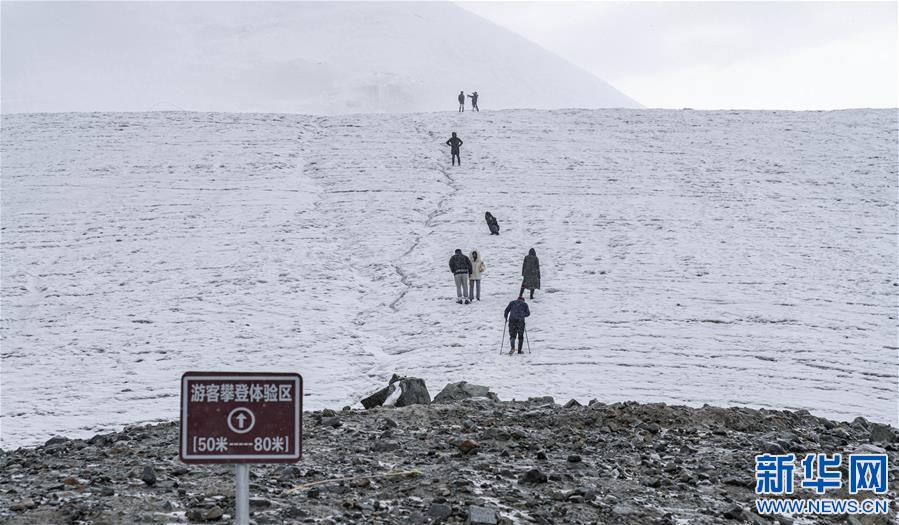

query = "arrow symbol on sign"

[{"left": 227, "top": 407, "right": 255, "bottom": 434}]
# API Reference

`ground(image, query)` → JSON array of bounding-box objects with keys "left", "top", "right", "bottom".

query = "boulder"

[
  {"left": 870, "top": 423, "right": 896, "bottom": 443},
  {"left": 361, "top": 375, "right": 430, "bottom": 409},
  {"left": 434, "top": 381, "right": 498, "bottom": 403}
]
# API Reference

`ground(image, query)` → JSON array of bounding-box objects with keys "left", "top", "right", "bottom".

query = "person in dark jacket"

[
  {"left": 446, "top": 132, "right": 463, "bottom": 166},
  {"left": 520, "top": 248, "right": 541, "bottom": 299},
  {"left": 467, "top": 91, "right": 479, "bottom": 111},
  {"left": 485, "top": 211, "right": 499, "bottom": 235},
  {"left": 458, "top": 91, "right": 465, "bottom": 112},
  {"left": 504, "top": 296, "right": 530, "bottom": 354},
  {"left": 449, "top": 248, "right": 473, "bottom": 304}
]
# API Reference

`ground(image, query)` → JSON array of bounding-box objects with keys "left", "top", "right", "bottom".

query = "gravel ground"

[{"left": 1, "top": 392, "right": 897, "bottom": 525}]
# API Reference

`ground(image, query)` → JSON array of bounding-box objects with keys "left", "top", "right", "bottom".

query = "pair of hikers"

[
  {"left": 503, "top": 248, "right": 541, "bottom": 354},
  {"left": 457, "top": 91, "right": 479, "bottom": 112},
  {"left": 448, "top": 248, "right": 486, "bottom": 304}
]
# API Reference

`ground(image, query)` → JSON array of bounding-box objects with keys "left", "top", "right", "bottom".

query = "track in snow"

[{"left": 1, "top": 109, "right": 896, "bottom": 448}]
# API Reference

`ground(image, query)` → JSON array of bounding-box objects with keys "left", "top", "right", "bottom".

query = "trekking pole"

[
  {"left": 524, "top": 325, "right": 532, "bottom": 354},
  {"left": 498, "top": 319, "right": 507, "bottom": 355}
]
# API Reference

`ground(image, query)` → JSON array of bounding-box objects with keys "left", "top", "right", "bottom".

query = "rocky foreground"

[{"left": 1, "top": 384, "right": 897, "bottom": 525}]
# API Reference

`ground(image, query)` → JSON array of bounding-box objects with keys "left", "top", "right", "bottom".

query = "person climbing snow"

[
  {"left": 504, "top": 295, "right": 530, "bottom": 354},
  {"left": 467, "top": 91, "right": 479, "bottom": 111},
  {"left": 449, "top": 248, "right": 473, "bottom": 304},
  {"left": 520, "top": 248, "right": 541, "bottom": 299},
  {"left": 458, "top": 91, "right": 465, "bottom": 112},
  {"left": 469, "top": 250, "right": 486, "bottom": 301},
  {"left": 446, "top": 132, "right": 463, "bottom": 166},
  {"left": 485, "top": 211, "right": 499, "bottom": 235}
]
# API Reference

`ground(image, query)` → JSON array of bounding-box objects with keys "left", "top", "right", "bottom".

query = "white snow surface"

[
  {"left": 1, "top": 2, "right": 639, "bottom": 114},
  {"left": 1, "top": 108, "right": 896, "bottom": 449}
]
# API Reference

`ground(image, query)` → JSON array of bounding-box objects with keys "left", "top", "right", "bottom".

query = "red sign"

[{"left": 180, "top": 372, "right": 302, "bottom": 464}]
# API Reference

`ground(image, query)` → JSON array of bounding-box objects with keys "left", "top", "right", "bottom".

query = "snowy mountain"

[
  {"left": 1, "top": 108, "right": 895, "bottom": 448},
  {"left": 0, "top": 2, "right": 640, "bottom": 114}
]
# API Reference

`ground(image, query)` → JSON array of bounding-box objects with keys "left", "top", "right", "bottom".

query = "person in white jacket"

[{"left": 469, "top": 250, "right": 486, "bottom": 301}]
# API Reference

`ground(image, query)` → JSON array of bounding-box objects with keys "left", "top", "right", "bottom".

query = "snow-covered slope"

[
  {"left": 1, "top": 109, "right": 895, "bottom": 448},
  {"left": 1, "top": 2, "right": 639, "bottom": 114}
]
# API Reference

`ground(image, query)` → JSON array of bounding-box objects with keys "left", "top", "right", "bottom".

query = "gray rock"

[
  {"left": 482, "top": 428, "right": 511, "bottom": 441},
  {"left": 321, "top": 408, "right": 336, "bottom": 417},
  {"left": 205, "top": 506, "right": 224, "bottom": 521},
  {"left": 361, "top": 384, "right": 394, "bottom": 409},
  {"left": 852, "top": 416, "right": 870, "bottom": 430},
  {"left": 723, "top": 505, "right": 747, "bottom": 520},
  {"left": 11, "top": 498, "right": 36, "bottom": 511},
  {"left": 638, "top": 421, "right": 661, "bottom": 433},
  {"left": 45, "top": 436, "right": 68, "bottom": 446},
  {"left": 519, "top": 468, "right": 548, "bottom": 484},
  {"left": 468, "top": 505, "right": 497, "bottom": 525},
  {"left": 141, "top": 465, "right": 157, "bottom": 486},
  {"left": 760, "top": 441, "right": 786, "bottom": 455},
  {"left": 853, "top": 443, "right": 886, "bottom": 455},
  {"left": 361, "top": 376, "right": 431, "bottom": 409},
  {"left": 563, "top": 399, "right": 581, "bottom": 408},
  {"left": 395, "top": 377, "right": 431, "bottom": 407},
  {"left": 457, "top": 440, "right": 479, "bottom": 455},
  {"left": 187, "top": 505, "right": 224, "bottom": 522},
  {"left": 250, "top": 497, "right": 271, "bottom": 509},
  {"left": 282, "top": 506, "right": 308, "bottom": 519},
  {"left": 371, "top": 440, "right": 399, "bottom": 452},
  {"left": 321, "top": 416, "right": 341, "bottom": 428},
  {"left": 870, "top": 423, "right": 896, "bottom": 443},
  {"left": 427, "top": 503, "right": 452, "bottom": 522},
  {"left": 434, "top": 381, "right": 497, "bottom": 403},
  {"left": 527, "top": 396, "right": 555, "bottom": 405}
]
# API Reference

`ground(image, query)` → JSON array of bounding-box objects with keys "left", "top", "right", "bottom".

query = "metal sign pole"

[{"left": 235, "top": 464, "right": 250, "bottom": 525}]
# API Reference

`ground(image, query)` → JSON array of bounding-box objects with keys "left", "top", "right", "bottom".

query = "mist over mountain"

[{"left": 1, "top": 2, "right": 640, "bottom": 114}]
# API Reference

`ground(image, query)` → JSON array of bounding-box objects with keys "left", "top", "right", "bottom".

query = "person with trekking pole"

[{"left": 503, "top": 295, "right": 530, "bottom": 355}]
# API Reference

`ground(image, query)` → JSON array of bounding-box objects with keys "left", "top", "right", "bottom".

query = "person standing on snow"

[
  {"left": 449, "top": 248, "right": 473, "bottom": 304},
  {"left": 458, "top": 91, "right": 465, "bottom": 112},
  {"left": 469, "top": 250, "right": 486, "bottom": 301},
  {"left": 467, "top": 91, "right": 479, "bottom": 111},
  {"left": 520, "top": 248, "right": 541, "bottom": 299},
  {"left": 504, "top": 295, "right": 530, "bottom": 354},
  {"left": 446, "top": 132, "right": 463, "bottom": 166}
]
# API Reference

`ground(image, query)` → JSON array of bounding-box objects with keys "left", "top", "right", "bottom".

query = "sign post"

[
  {"left": 235, "top": 464, "right": 249, "bottom": 525},
  {"left": 180, "top": 372, "right": 303, "bottom": 523}
]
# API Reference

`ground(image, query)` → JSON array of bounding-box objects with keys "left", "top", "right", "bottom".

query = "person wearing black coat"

[
  {"left": 520, "top": 248, "right": 541, "bottom": 299},
  {"left": 457, "top": 91, "right": 465, "bottom": 112},
  {"left": 467, "top": 91, "right": 479, "bottom": 111},
  {"left": 449, "top": 248, "right": 473, "bottom": 304},
  {"left": 504, "top": 296, "right": 530, "bottom": 354},
  {"left": 485, "top": 212, "right": 499, "bottom": 235},
  {"left": 446, "top": 132, "right": 463, "bottom": 166}
]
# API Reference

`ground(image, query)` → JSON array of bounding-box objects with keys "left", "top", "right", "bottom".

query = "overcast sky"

[{"left": 459, "top": 1, "right": 898, "bottom": 110}]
